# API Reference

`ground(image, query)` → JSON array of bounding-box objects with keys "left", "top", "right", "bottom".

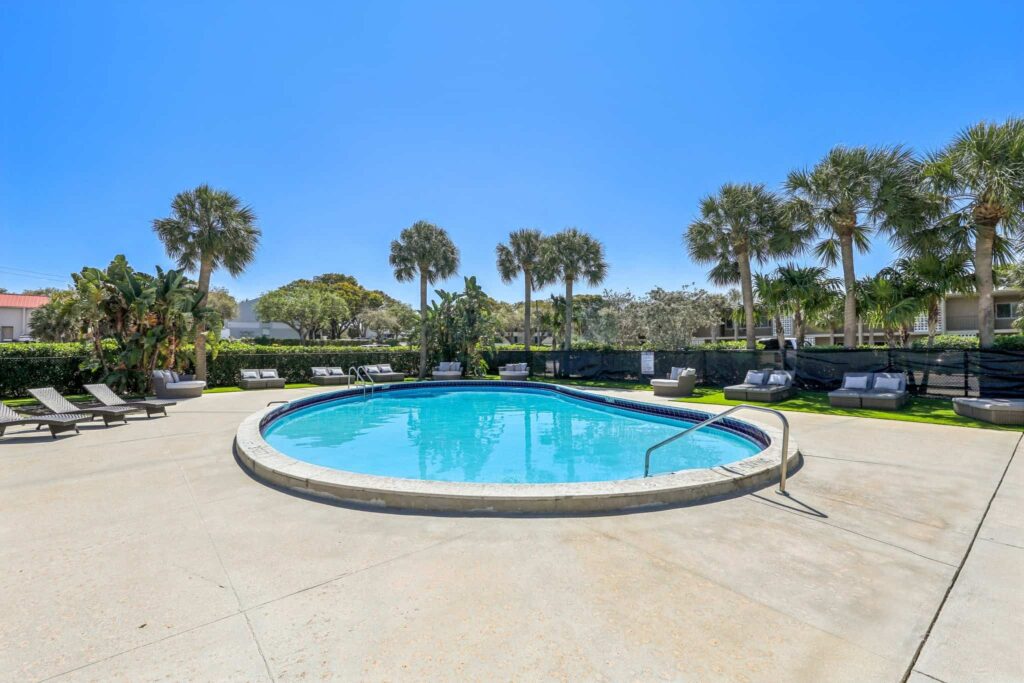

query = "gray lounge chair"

[
  {"left": 152, "top": 370, "right": 206, "bottom": 399},
  {"left": 239, "top": 369, "right": 287, "bottom": 390},
  {"left": 827, "top": 372, "right": 875, "bottom": 408},
  {"left": 723, "top": 369, "right": 776, "bottom": 401},
  {"left": 0, "top": 402, "right": 89, "bottom": 439},
  {"left": 361, "top": 364, "right": 405, "bottom": 383},
  {"left": 84, "top": 384, "right": 176, "bottom": 418},
  {"left": 498, "top": 363, "right": 529, "bottom": 381},
  {"left": 310, "top": 367, "right": 352, "bottom": 386},
  {"left": 742, "top": 370, "right": 796, "bottom": 403},
  {"left": 28, "top": 387, "right": 141, "bottom": 426},
  {"left": 432, "top": 361, "right": 463, "bottom": 380},
  {"left": 861, "top": 372, "right": 909, "bottom": 410},
  {"left": 953, "top": 397, "right": 1024, "bottom": 425},
  {"left": 650, "top": 367, "right": 696, "bottom": 397}
]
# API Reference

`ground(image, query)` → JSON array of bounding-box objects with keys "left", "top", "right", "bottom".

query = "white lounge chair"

[
  {"left": 650, "top": 367, "right": 696, "bottom": 397},
  {"left": 432, "top": 361, "right": 463, "bottom": 380}
]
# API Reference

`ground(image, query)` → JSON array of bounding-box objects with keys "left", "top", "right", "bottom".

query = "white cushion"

[
  {"left": 767, "top": 372, "right": 789, "bottom": 386},
  {"left": 843, "top": 375, "right": 869, "bottom": 390},
  {"left": 312, "top": 367, "right": 328, "bottom": 377},
  {"left": 378, "top": 364, "right": 394, "bottom": 373},
  {"left": 328, "top": 367, "right": 346, "bottom": 375},
  {"left": 744, "top": 370, "right": 765, "bottom": 385},
  {"left": 439, "top": 362, "right": 452, "bottom": 371},
  {"left": 260, "top": 369, "right": 279, "bottom": 379},
  {"left": 241, "top": 370, "right": 259, "bottom": 379},
  {"left": 669, "top": 367, "right": 682, "bottom": 380},
  {"left": 168, "top": 380, "right": 206, "bottom": 389},
  {"left": 451, "top": 362, "right": 463, "bottom": 370},
  {"left": 873, "top": 376, "right": 902, "bottom": 392}
]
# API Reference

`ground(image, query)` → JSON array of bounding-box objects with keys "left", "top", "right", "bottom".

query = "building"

[
  {"left": 222, "top": 299, "right": 300, "bottom": 340},
  {"left": 0, "top": 294, "right": 49, "bottom": 341}
]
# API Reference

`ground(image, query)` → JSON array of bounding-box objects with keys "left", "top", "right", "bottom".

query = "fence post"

[{"left": 963, "top": 350, "right": 969, "bottom": 397}]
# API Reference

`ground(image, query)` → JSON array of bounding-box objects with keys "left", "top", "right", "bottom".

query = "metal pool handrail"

[
  {"left": 643, "top": 404, "right": 791, "bottom": 493},
  {"left": 349, "top": 365, "right": 378, "bottom": 397}
]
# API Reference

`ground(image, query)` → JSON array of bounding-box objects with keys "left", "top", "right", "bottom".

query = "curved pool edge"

[{"left": 234, "top": 381, "right": 801, "bottom": 514}]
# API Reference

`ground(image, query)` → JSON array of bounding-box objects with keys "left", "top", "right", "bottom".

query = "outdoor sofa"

[
  {"left": 650, "top": 367, "right": 696, "bottom": 397},
  {"left": 828, "top": 372, "right": 909, "bottom": 410},
  {"left": 432, "top": 361, "right": 463, "bottom": 380},
  {"left": 84, "top": 383, "right": 176, "bottom": 418},
  {"left": 498, "top": 363, "right": 529, "bottom": 381},
  {"left": 152, "top": 370, "right": 206, "bottom": 399},
  {"left": 310, "top": 367, "right": 352, "bottom": 386},
  {"left": 953, "top": 397, "right": 1024, "bottom": 425},
  {"left": 724, "top": 369, "right": 796, "bottom": 403},
  {"left": 28, "top": 387, "right": 142, "bottom": 426},
  {"left": 360, "top": 364, "right": 405, "bottom": 383},
  {"left": 0, "top": 401, "right": 89, "bottom": 439},
  {"left": 239, "top": 369, "right": 287, "bottom": 390}
]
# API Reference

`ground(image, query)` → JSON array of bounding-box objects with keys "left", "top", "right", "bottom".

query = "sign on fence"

[{"left": 640, "top": 351, "right": 655, "bottom": 375}]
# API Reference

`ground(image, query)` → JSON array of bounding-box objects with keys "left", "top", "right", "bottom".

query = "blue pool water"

[{"left": 262, "top": 386, "right": 763, "bottom": 483}]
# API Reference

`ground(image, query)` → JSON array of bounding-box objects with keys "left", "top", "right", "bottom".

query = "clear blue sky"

[{"left": 2, "top": 1, "right": 1022, "bottom": 306}]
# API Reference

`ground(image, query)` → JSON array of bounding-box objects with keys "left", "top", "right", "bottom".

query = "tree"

[
  {"left": 152, "top": 185, "right": 260, "bottom": 380},
  {"left": 496, "top": 229, "right": 548, "bottom": 354},
  {"left": 686, "top": 183, "right": 801, "bottom": 350},
  {"left": 29, "top": 290, "right": 81, "bottom": 341},
  {"left": 21, "top": 287, "right": 62, "bottom": 297},
  {"left": 921, "top": 119, "right": 1024, "bottom": 347},
  {"left": 775, "top": 264, "right": 842, "bottom": 347},
  {"left": 859, "top": 270, "right": 923, "bottom": 347},
  {"left": 389, "top": 221, "right": 460, "bottom": 377},
  {"left": 895, "top": 252, "right": 973, "bottom": 346},
  {"left": 255, "top": 284, "right": 349, "bottom": 340},
  {"left": 540, "top": 228, "right": 608, "bottom": 354},
  {"left": 205, "top": 287, "right": 239, "bottom": 322},
  {"left": 624, "top": 286, "right": 721, "bottom": 349},
  {"left": 786, "top": 146, "right": 921, "bottom": 347},
  {"left": 359, "top": 302, "right": 417, "bottom": 343},
  {"left": 424, "top": 277, "right": 496, "bottom": 374},
  {"left": 753, "top": 272, "right": 789, "bottom": 350}
]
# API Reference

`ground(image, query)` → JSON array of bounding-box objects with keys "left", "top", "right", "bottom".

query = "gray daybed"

[
  {"left": 724, "top": 369, "right": 796, "bottom": 402},
  {"left": 498, "top": 362, "right": 529, "bottom": 381},
  {"left": 239, "top": 369, "right": 287, "bottom": 390},
  {"left": 361, "top": 364, "right": 405, "bottom": 383},
  {"left": 828, "top": 372, "right": 909, "bottom": 410},
  {"left": 650, "top": 367, "right": 696, "bottom": 397},
  {"left": 84, "top": 383, "right": 177, "bottom": 418},
  {"left": 0, "top": 401, "right": 89, "bottom": 439},
  {"left": 953, "top": 397, "right": 1024, "bottom": 425},
  {"left": 432, "top": 361, "right": 463, "bottom": 380},
  {"left": 28, "top": 387, "right": 142, "bottom": 426},
  {"left": 152, "top": 370, "right": 206, "bottom": 399},
  {"left": 310, "top": 367, "right": 352, "bottom": 386}
]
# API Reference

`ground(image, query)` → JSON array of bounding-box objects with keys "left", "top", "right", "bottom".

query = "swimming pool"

[
  {"left": 263, "top": 385, "right": 762, "bottom": 483},
  {"left": 236, "top": 381, "right": 798, "bottom": 513}
]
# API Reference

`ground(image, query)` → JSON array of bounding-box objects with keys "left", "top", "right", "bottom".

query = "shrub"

[
  {"left": 203, "top": 345, "right": 422, "bottom": 387},
  {"left": 910, "top": 335, "right": 979, "bottom": 350},
  {"left": 0, "top": 341, "right": 116, "bottom": 398},
  {"left": 692, "top": 340, "right": 765, "bottom": 350},
  {"left": 992, "top": 334, "right": 1024, "bottom": 351}
]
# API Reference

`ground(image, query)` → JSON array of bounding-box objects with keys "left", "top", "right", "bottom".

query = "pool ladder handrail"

[
  {"left": 349, "top": 365, "right": 378, "bottom": 397},
  {"left": 643, "top": 404, "right": 791, "bottom": 493}
]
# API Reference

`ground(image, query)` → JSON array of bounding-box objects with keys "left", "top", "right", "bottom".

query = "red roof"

[{"left": 0, "top": 294, "right": 50, "bottom": 309}]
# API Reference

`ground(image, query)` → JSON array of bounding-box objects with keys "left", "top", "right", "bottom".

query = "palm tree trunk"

[
  {"left": 975, "top": 224, "right": 996, "bottom": 348},
  {"left": 523, "top": 270, "right": 532, "bottom": 356},
  {"left": 775, "top": 314, "right": 785, "bottom": 350},
  {"left": 839, "top": 229, "right": 857, "bottom": 348},
  {"left": 194, "top": 259, "right": 213, "bottom": 381},
  {"left": 563, "top": 278, "right": 574, "bottom": 352},
  {"left": 738, "top": 251, "right": 756, "bottom": 350},
  {"left": 418, "top": 272, "right": 428, "bottom": 379},
  {"left": 794, "top": 307, "right": 804, "bottom": 348}
]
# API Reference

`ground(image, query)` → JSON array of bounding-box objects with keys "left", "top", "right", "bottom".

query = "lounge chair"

[
  {"left": 498, "top": 362, "right": 529, "bottom": 381},
  {"left": 84, "top": 383, "right": 177, "bottom": 418},
  {"left": 827, "top": 372, "right": 875, "bottom": 408},
  {"left": 0, "top": 402, "right": 89, "bottom": 439},
  {"left": 723, "top": 369, "right": 776, "bottom": 401},
  {"left": 432, "top": 361, "right": 463, "bottom": 380},
  {"left": 742, "top": 370, "right": 796, "bottom": 402},
  {"left": 650, "top": 367, "right": 696, "bottom": 397},
  {"left": 239, "top": 369, "right": 287, "bottom": 390},
  {"left": 953, "top": 397, "right": 1024, "bottom": 425},
  {"left": 360, "top": 364, "right": 405, "bottom": 383},
  {"left": 152, "top": 370, "right": 206, "bottom": 399},
  {"left": 310, "top": 367, "right": 352, "bottom": 386},
  {"left": 28, "top": 387, "right": 141, "bottom": 426},
  {"left": 861, "top": 372, "right": 909, "bottom": 410}
]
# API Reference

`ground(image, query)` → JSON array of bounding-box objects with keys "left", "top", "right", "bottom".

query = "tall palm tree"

[
  {"left": 540, "top": 228, "right": 608, "bottom": 353},
  {"left": 389, "top": 220, "right": 460, "bottom": 378},
  {"left": 775, "top": 264, "right": 842, "bottom": 347},
  {"left": 686, "top": 183, "right": 802, "bottom": 350},
  {"left": 753, "top": 272, "right": 789, "bottom": 350},
  {"left": 152, "top": 185, "right": 260, "bottom": 381},
  {"left": 786, "top": 146, "right": 921, "bottom": 347},
  {"left": 895, "top": 252, "right": 974, "bottom": 346},
  {"left": 495, "top": 229, "right": 548, "bottom": 355},
  {"left": 921, "top": 118, "right": 1024, "bottom": 347}
]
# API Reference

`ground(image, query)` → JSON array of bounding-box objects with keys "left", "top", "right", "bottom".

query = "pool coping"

[{"left": 234, "top": 381, "right": 801, "bottom": 513}]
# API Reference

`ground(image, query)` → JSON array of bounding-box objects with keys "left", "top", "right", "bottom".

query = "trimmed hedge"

[
  {"left": 0, "top": 342, "right": 115, "bottom": 398},
  {"left": 204, "top": 346, "right": 422, "bottom": 387}
]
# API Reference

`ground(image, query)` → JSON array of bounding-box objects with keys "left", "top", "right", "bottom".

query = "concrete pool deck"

[{"left": 1, "top": 385, "right": 1020, "bottom": 681}]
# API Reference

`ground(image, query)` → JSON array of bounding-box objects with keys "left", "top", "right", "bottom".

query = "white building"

[
  {"left": 0, "top": 294, "right": 49, "bottom": 342},
  {"left": 222, "top": 299, "right": 300, "bottom": 340}
]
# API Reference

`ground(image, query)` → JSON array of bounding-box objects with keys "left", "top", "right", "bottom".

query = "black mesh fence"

[{"left": 483, "top": 348, "right": 1024, "bottom": 398}]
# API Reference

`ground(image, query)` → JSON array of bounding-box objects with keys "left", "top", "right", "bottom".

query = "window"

[
  {"left": 0, "top": 326, "right": 12, "bottom": 341},
  {"left": 996, "top": 302, "right": 1019, "bottom": 319}
]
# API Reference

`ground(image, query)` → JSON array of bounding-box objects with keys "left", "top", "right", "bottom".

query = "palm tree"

[
  {"left": 859, "top": 270, "right": 923, "bottom": 347},
  {"left": 495, "top": 229, "right": 548, "bottom": 355},
  {"left": 389, "top": 220, "right": 460, "bottom": 378},
  {"left": 895, "top": 252, "right": 974, "bottom": 346},
  {"left": 540, "top": 229, "right": 608, "bottom": 354},
  {"left": 775, "top": 264, "right": 842, "bottom": 347},
  {"left": 921, "top": 119, "right": 1024, "bottom": 347},
  {"left": 753, "top": 272, "right": 789, "bottom": 350},
  {"left": 686, "top": 183, "right": 801, "bottom": 350},
  {"left": 786, "top": 146, "right": 921, "bottom": 347},
  {"left": 152, "top": 185, "right": 260, "bottom": 381}
]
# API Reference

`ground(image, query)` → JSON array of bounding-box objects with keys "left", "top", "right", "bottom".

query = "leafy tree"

[
  {"left": 358, "top": 302, "right": 418, "bottom": 343},
  {"left": 686, "top": 183, "right": 801, "bottom": 349},
  {"left": 496, "top": 229, "right": 549, "bottom": 354},
  {"left": 774, "top": 264, "right": 842, "bottom": 347},
  {"left": 623, "top": 286, "right": 720, "bottom": 349},
  {"left": 921, "top": 118, "right": 1024, "bottom": 347},
  {"left": 152, "top": 185, "right": 260, "bottom": 380},
  {"left": 29, "top": 290, "right": 81, "bottom": 341},
  {"left": 786, "top": 146, "right": 922, "bottom": 347},
  {"left": 20, "top": 287, "right": 62, "bottom": 297},
  {"left": 389, "top": 221, "right": 460, "bottom": 377},
  {"left": 858, "top": 269, "right": 923, "bottom": 347},
  {"left": 753, "top": 272, "right": 790, "bottom": 350},
  {"left": 424, "top": 277, "right": 495, "bottom": 374},
  {"left": 205, "top": 287, "right": 239, "bottom": 322},
  {"left": 255, "top": 284, "right": 349, "bottom": 340},
  {"left": 540, "top": 228, "right": 607, "bottom": 354},
  {"left": 895, "top": 251, "right": 973, "bottom": 346}
]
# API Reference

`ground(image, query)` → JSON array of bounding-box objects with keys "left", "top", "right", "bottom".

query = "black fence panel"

[{"left": 969, "top": 350, "right": 1024, "bottom": 398}]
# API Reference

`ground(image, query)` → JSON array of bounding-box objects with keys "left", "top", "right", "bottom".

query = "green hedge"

[
  {"left": 204, "top": 346, "right": 421, "bottom": 387},
  {"left": 0, "top": 342, "right": 115, "bottom": 398}
]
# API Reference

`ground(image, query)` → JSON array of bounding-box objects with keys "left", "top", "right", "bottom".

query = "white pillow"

[
  {"left": 670, "top": 367, "right": 683, "bottom": 380},
  {"left": 379, "top": 364, "right": 393, "bottom": 373},
  {"left": 744, "top": 370, "right": 765, "bottom": 385},
  {"left": 260, "top": 369, "right": 278, "bottom": 379},
  {"left": 451, "top": 362, "right": 463, "bottom": 370},
  {"left": 312, "top": 367, "right": 328, "bottom": 376},
  {"left": 328, "top": 367, "right": 346, "bottom": 375},
  {"left": 439, "top": 362, "right": 452, "bottom": 371},
  {"left": 873, "top": 376, "right": 902, "bottom": 392},
  {"left": 767, "top": 372, "right": 789, "bottom": 386},
  {"left": 241, "top": 370, "right": 259, "bottom": 379},
  {"left": 843, "top": 375, "right": 868, "bottom": 390}
]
